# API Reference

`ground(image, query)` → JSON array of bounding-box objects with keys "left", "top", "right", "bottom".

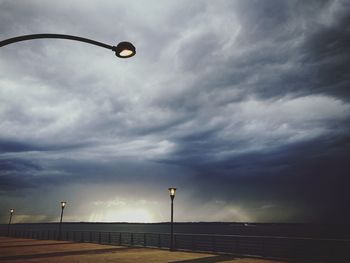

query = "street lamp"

[
  {"left": 58, "top": 201, "right": 66, "bottom": 240},
  {"left": 0, "top": 34, "right": 135, "bottom": 238},
  {"left": 0, "top": 34, "right": 136, "bottom": 58},
  {"left": 7, "top": 209, "right": 14, "bottom": 237},
  {"left": 168, "top": 187, "right": 176, "bottom": 251}
]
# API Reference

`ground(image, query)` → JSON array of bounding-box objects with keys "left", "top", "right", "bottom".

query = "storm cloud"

[{"left": 1, "top": 0, "right": 350, "bottom": 223}]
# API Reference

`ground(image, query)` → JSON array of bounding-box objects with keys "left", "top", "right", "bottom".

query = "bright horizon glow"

[{"left": 89, "top": 208, "right": 154, "bottom": 223}]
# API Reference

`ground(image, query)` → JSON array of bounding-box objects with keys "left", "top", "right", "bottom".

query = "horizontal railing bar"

[{"left": 6, "top": 228, "right": 349, "bottom": 242}]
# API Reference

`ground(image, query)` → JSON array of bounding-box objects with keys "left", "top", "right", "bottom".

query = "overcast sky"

[{"left": 0, "top": 0, "right": 349, "bottom": 224}]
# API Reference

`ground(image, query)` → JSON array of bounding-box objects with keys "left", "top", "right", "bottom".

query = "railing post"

[
  {"left": 130, "top": 233, "right": 134, "bottom": 246},
  {"left": 174, "top": 234, "right": 177, "bottom": 250},
  {"left": 212, "top": 235, "right": 217, "bottom": 252},
  {"left": 90, "top": 231, "right": 92, "bottom": 243},
  {"left": 99, "top": 232, "right": 102, "bottom": 244},
  {"left": 108, "top": 232, "right": 111, "bottom": 244},
  {"left": 158, "top": 233, "right": 161, "bottom": 248},
  {"left": 119, "top": 232, "right": 122, "bottom": 245},
  {"left": 261, "top": 237, "right": 265, "bottom": 257},
  {"left": 73, "top": 231, "right": 76, "bottom": 241},
  {"left": 144, "top": 233, "right": 146, "bottom": 247},
  {"left": 81, "top": 231, "right": 84, "bottom": 242}
]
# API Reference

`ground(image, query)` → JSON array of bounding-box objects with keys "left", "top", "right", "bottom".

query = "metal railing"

[{"left": 2, "top": 228, "right": 349, "bottom": 261}]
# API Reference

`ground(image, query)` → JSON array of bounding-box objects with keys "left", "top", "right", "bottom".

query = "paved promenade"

[{"left": 0, "top": 237, "right": 286, "bottom": 263}]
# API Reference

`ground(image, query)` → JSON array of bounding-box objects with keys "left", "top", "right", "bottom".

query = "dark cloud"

[
  {"left": 300, "top": 13, "right": 350, "bottom": 99},
  {"left": 0, "top": 139, "right": 90, "bottom": 154},
  {"left": 183, "top": 133, "right": 350, "bottom": 222},
  {"left": 0, "top": 158, "right": 41, "bottom": 191}
]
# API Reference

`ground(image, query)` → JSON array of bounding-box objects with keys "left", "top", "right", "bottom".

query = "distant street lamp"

[
  {"left": 7, "top": 209, "right": 14, "bottom": 236},
  {"left": 168, "top": 187, "right": 177, "bottom": 251},
  {"left": 58, "top": 201, "right": 66, "bottom": 240},
  {"left": 0, "top": 34, "right": 136, "bottom": 58}
]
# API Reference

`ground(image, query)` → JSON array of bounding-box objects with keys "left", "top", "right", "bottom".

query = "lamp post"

[
  {"left": 58, "top": 201, "right": 66, "bottom": 240},
  {"left": 7, "top": 209, "right": 14, "bottom": 237},
  {"left": 0, "top": 34, "right": 136, "bottom": 58},
  {"left": 168, "top": 187, "right": 176, "bottom": 251}
]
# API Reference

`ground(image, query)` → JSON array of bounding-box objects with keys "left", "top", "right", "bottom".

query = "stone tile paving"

[{"left": 0, "top": 237, "right": 286, "bottom": 263}]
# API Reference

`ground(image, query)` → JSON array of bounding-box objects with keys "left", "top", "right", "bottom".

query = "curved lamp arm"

[{"left": 0, "top": 34, "right": 136, "bottom": 58}]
